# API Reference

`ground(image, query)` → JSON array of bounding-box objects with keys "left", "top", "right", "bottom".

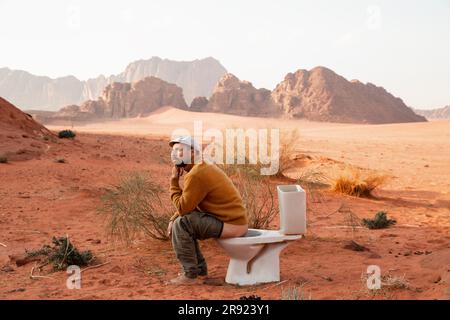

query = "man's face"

[{"left": 171, "top": 143, "right": 192, "bottom": 167}]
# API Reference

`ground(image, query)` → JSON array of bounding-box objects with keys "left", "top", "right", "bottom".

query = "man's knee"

[{"left": 172, "top": 213, "right": 197, "bottom": 236}]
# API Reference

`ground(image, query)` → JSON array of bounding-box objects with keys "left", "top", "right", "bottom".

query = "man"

[{"left": 167, "top": 136, "right": 248, "bottom": 285}]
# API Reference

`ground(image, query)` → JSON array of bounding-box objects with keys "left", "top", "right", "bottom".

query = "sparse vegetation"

[
  {"left": 98, "top": 171, "right": 172, "bottom": 243},
  {"left": 58, "top": 129, "right": 76, "bottom": 139},
  {"left": 281, "top": 285, "right": 312, "bottom": 300},
  {"left": 55, "top": 158, "right": 66, "bottom": 163},
  {"left": 239, "top": 295, "right": 262, "bottom": 300},
  {"left": 277, "top": 129, "right": 301, "bottom": 178},
  {"left": 331, "top": 167, "right": 387, "bottom": 197},
  {"left": 234, "top": 170, "right": 277, "bottom": 229},
  {"left": 217, "top": 128, "right": 300, "bottom": 179},
  {"left": 362, "top": 211, "right": 396, "bottom": 229},
  {"left": 0, "top": 156, "right": 7, "bottom": 164},
  {"left": 360, "top": 271, "right": 409, "bottom": 299},
  {"left": 25, "top": 236, "right": 93, "bottom": 271}
]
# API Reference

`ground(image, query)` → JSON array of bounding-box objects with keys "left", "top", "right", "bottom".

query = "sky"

[{"left": 0, "top": 0, "right": 449, "bottom": 109}]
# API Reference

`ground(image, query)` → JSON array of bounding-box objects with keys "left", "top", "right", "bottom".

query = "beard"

[{"left": 175, "top": 161, "right": 187, "bottom": 168}]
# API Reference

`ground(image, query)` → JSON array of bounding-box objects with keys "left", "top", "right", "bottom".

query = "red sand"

[{"left": 0, "top": 110, "right": 449, "bottom": 299}]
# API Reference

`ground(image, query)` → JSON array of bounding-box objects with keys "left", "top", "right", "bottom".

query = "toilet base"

[{"left": 224, "top": 241, "right": 290, "bottom": 286}]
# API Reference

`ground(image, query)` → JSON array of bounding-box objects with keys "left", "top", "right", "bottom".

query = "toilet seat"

[{"left": 219, "top": 228, "right": 302, "bottom": 245}]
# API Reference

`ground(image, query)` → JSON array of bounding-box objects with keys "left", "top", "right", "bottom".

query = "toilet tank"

[{"left": 277, "top": 185, "right": 306, "bottom": 235}]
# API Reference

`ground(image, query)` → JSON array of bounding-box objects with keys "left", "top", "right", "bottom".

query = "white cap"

[{"left": 169, "top": 136, "right": 202, "bottom": 152}]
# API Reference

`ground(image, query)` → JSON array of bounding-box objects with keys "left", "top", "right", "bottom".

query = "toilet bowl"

[{"left": 217, "top": 185, "right": 306, "bottom": 286}]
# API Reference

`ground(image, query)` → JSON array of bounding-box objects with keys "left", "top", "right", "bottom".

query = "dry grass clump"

[
  {"left": 331, "top": 167, "right": 388, "bottom": 197},
  {"left": 277, "top": 129, "right": 300, "bottom": 178},
  {"left": 281, "top": 284, "right": 312, "bottom": 300},
  {"left": 216, "top": 128, "right": 300, "bottom": 179},
  {"left": 97, "top": 171, "right": 172, "bottom": 243}
]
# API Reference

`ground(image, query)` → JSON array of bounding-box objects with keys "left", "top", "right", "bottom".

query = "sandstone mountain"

[
  {"left": 414, "top": 106, "right": 450, "bottom": 119},
  {"left": 189, "top": 73, "right": 280, "bottom": 117},
  {"left": 0, "top": 97, "right": 55, "bottom": 161},
  {"left": 34, "top": 77, "right": 187, "bottom": 123},
  {"left": 271, "top": 67, "right": 426, "bottom": 124},
  {"left": 0, "top": 57, "right": 226, "bottom": 110}
]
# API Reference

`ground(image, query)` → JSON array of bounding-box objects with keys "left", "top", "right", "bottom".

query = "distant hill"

[
  {"left": 271, "top": 67, "right": 426, "bottom": 124},
  {"left": 0, "top": 57, "right": 227, "bottom": 110},
  {"left": 414, "top": 106, "right": 450, "bottom": 119},
  {"left": 0, "top": 97, "right": 54, "bottom": 161},
  {"left": 190, "top": 67, "right": 426, "bottom": 124},
  {"left": 32, "top": 77, "right": 187, "bottom": 123}
]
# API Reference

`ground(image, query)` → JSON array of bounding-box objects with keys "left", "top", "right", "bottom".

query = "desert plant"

[
  {"left": 281, "top": 285, "right": 312, "bottom": 300},
  {"left": 239, "top": 295, "right": 262, "bottom": 300},
  {"left": 98, "top": 171, "right": 171, "bottom": 243},
  {"left": 362, "top": 211, "right": 396, "bottom": 229},
  {"left": 277, "top": 129, "right": 301, "bottom": 178},
  {"left": 0, "top": 156, "right": 7, "bottom": 164},
  {"left": 234, "top": 170, "right": 277, "bottom": 229},
  {"left": 58, "top": 129, "right": 76, "bottom": 139},
  {"left": 26, "top": 236, "right": 92, "bottom": 271},
  {"left": 216, "top": 128, "right": 300, "bottom": 178},
  {"left": 331, "top": 167, "right": 387, "bottom": 197},
  {"left": 55, "top": 158, "right": 66, "bottom": 163}
]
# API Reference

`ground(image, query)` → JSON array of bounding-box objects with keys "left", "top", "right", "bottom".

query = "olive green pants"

[{"left": 171, "top": 211, "right": 224, "bottom": 278}]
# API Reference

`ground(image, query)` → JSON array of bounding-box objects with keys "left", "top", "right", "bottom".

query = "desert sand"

[{"left": 0, "top": 107, "right": 449, "bottom": 299}]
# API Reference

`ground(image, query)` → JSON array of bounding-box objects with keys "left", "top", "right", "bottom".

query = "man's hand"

[
  {"left": 171, "top": 166, "right": 183, "bottom": 179},
  {"left": 167, "top": 220, "right": 174, "bottom": 238}
]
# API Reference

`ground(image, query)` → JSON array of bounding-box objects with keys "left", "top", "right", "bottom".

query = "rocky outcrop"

[
  {"left": 189, "top": 96, "right": 209, "bottom": 111},
  {"left": 414, "top": 106, "right": 450, "bottom": 119},
  {"left": 193, "top": 74, "right": 280, "bottom": 117},
  {"left": 271, "top": 67, "right": 427, "bottom": 124},
  {"left": 0, "top": 97, "right": 55, "bottom": 161},
  {"left": 0, "top": 56, "right": 227, "bottom": 110},
  {"left": 36, "top": 77, "right": 187, "bottom": 123}
]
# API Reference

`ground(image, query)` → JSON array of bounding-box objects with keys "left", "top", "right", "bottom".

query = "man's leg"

[
  {"left": 194, "top": 240, "right": 207, "bottom": 276},
  {"left": 171, "top": 211, "right": 223, "bottom": 280}
]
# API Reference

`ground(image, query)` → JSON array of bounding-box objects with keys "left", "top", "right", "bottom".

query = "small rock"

[
  {"left": 431, "top": 275, "right": 441, "bottom": 284},
  {"left": 343, "top": 240, "right": 369, "bottom": 252},
  {"left": 1, "top": 265, "right": 15, "bottom": 272},
  {"left": 368, "top": 253, "right": 382, "bottom": 259},
  {"left": 5, "top": 288, "right": 26, "bottom": 293}
]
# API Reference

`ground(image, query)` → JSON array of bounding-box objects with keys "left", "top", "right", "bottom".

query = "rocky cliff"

[{"left": 0, "top": 56, "right": 226, "bottom": 110}]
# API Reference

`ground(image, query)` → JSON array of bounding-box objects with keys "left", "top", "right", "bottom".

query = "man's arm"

[{"left": 169, "top": 174, "right": 207, "bottom": 221}]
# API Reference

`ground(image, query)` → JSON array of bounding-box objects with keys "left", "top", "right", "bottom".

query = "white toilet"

[{"left": 217, "top": 185, "right": 306, "bottom": 286}]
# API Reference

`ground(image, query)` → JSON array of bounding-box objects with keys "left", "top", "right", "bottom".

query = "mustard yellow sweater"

[{"left": 169, "top": 162, "right": 248, "bottom": 225}]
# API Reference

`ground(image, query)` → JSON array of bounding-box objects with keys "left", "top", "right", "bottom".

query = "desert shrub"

[
  {"left": 277, "top": 129, "right": 300, "bottom": 178},
  {"left": 362, "top": 211, "right": 396, "bottom": 229},
  {"left": 239, "top": 295, "right": 261, "bottom": 300},
  {"left": 58, "top": 130, "right": 76, "bottom": 139},
  {"left": 98, "top": 171, "right": 171, "bottom": 243},
  {"left": 26, "top": 236, "right": 92, "bottom": 270},
  {"left": 234, "top": 170, "right": 277, "bottom": 229},
  {"left": 331, "top": 167, "right": 387, "bottom": 197},
  {"left": 281, "top": 285, "right": 312, "bottom": 300},
  {"left": 0, "top": 156, "right": 7, "bottom": 164},
  {"left": 55, "top": 158, "right": 66, "bottom": 163},
  {"left": 216, "top": 128, "right": 300, "bottom": 178}
]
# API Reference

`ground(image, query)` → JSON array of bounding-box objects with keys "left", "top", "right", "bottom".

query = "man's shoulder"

[{"left": 189, "top": 162, "right": 222, "bottom": 177}]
